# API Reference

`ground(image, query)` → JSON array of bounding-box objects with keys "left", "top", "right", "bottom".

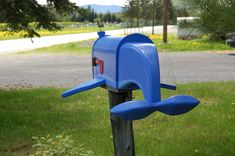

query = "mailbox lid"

[{"left": 92, "top": 33, "right": 154, "bottom": 90}]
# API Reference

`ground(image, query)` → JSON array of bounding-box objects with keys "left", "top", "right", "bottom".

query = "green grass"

[
  {"left": 0, "top": 82, "right": 235, "bottom": 155},
  {"left": 19, "top": 40, "right": 93, "bottom": 55},
  {"left": 19, "top": 35, "right": 235, "bottom": 55},
  {"left": 149, "top": 34, "right": 235, "bottom": 52},
  {"left": 0, "top": 25, "right": 122, "bottom": 40}
]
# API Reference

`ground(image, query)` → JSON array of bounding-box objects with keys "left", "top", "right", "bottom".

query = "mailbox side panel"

[
  {"left": 92, "top": 36, "right": 123, "bottom": 89},
  {"left": 118, "top": 43, "right": 161, "bottom": 102}
]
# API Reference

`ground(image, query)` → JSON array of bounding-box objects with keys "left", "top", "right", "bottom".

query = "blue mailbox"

[{"left": 62, "top": 32, "right": 199, "bottom": 120}]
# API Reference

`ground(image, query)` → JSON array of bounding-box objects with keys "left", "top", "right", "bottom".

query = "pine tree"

[{"left": 0, "top": 0, "right": 78, "bottom": 38}]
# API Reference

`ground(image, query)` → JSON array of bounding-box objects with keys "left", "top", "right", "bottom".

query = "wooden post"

[
  {"left": 163, "top": 0, "right": 168, "bottom": 43},
  {"left": 108, "top": 90, "right": 135, "bottom": 156}
]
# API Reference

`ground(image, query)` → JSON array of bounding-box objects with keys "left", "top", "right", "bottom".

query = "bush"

[
  {"left": 184, "top": 0, "right": 235, "bottom": 40},
  {"left": 32, "top": 134, "right": 93, "bottom": 156}
]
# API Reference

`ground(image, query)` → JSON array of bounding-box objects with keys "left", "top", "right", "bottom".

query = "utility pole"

[
  {"left": 163, "top": 0, "right": 168, "bottom": 43},
  {"left": 152, "top": 9, "right": 155, "bottom": 35}
]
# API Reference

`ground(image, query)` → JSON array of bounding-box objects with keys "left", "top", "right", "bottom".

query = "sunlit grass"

[
  {"left": 0, "top": 24, "right": 122, "bottom": 40},
  {"left": 149, "top": 34, "right": 234, "bottom": 52},
  {"left": 19, "top": 34, "right": 234, "bottom": 55},
  {"left": 0, "top": 82, "right": 234, "bottom": 155},
  {"left": 18, "top": 40, "right": 93, "bottom": 55}
]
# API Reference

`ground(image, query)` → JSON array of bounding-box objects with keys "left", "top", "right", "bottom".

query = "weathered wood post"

[{"left": 108, "top": 90, "right": 135, "bottom": 156}]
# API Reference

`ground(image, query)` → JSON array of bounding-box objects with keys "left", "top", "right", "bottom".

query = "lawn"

[
  {"left": 19, "top": 34, "right": 234, "bottom": 55},
  {"left": 19, "top": 40, "right": 93, "bottom": 55},
  {"left": 0, "top": 82, "right": 234, "bottom": 155},
  {"left": 149, "top": 35, "right": 235, "bottom": 52},
  {"left": 0, "top": 23, "right": 122, "bottom": 41}
]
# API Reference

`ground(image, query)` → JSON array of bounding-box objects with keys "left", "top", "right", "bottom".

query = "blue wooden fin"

[
  {"left": 110, "top": 95, "right": 199, "bottom": 121},
  {"left": 62, "top": 78, "right": 105, "bottom": 98},
  {"left": 160, "top": 83, "right": 177, "bottom": 90},
  {"left": 110, "top": 100, "right": 154, "bottom": 120},
  {"left": 154, "top": 95, "right": 199, "bottom": 115}
]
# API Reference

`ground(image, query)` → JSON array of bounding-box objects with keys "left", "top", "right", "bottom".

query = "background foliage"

[
  {"left": 182, "top": 0, "right": 235, "bottom": 40},
  {"left": 0, "top": 0, "right": 78, "bottom": 38}
]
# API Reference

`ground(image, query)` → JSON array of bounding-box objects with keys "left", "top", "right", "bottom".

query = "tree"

[
  {"left": 47, "top": 7, "right": 71, "bottom": 21},
  {"left": 183, "top": 0, "right": 235, "bottom": 40},
  {"left": 134, "top": 0, "right": 141, "bottom": 27},
  {"left": 123, "top": 0, "right": 138, "bottom": 27},
  {"left": 0, "top": 0, "right": 78, "bottom": 38},
  {"left": 150, "top": 0, "right": 162, "bottom": 34},
  {"left": 168, "top": 0, "right": 177, "bottom": 24},
  {"left": 90, "top": 8, "right": 97, "bottom": 22},
  {"left": 123, "top": 0, "right": 176, "bottom": 30},
  {"left": 106, "top": 12, "right": 112, "bottom": 22},
  {"left": 140, "top": 0, "right": 152, "bottom": 26},
  {"left": 175, "top": 7, "right": 190, "bottom": 17},
  {"left": 95, "top": 17, "right": 104, "bottom": 30}
]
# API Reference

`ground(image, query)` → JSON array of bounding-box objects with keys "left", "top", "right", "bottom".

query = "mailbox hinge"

[{"left": 92, "top": 57, "right": 104, "bottom": 74}]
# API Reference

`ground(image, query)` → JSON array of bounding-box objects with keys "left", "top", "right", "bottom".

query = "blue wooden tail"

[{"left": 110, "top": 95, "right": 200, "bottom": 120}]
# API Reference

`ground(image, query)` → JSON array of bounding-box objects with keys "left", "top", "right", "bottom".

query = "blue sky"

[{"left": 37, "top": 0, "right": 126, "bottom": 6}]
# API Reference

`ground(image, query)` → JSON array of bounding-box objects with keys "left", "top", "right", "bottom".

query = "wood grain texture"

[{"left": 108, "top": 90, "right": 135, "bottom": 156}]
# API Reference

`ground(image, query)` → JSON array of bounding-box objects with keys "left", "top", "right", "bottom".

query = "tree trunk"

[
  {"left": 137, "top": 17, "right": 140, "bottom": 27},
  {"left": 163, "top": 0, "right": 168, "bottom": 43},
  {"left": 131, "top": 18, "right": 134, "bottom": 28},
  {"left": 152, "top": 10, "right": 155, "bottom": 35}
]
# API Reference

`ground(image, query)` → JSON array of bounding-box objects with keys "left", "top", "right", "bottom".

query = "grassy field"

[
  {"left": 19, "top": 34, "right": 235, "bottom": 55},
  {"left": 150, "top": 34, "right": 234, "bottom": 52},
  {"left": 0, "top": 25, "right": 121, "bottom": 41},
  {"left": 0, "top": 82, "right": 234, "bottom": 155}
]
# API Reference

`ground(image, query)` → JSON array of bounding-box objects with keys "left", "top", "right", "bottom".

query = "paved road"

[
  {"left": 0, "top": 26, "right": 177, "bottom": 54},
  {"left": 0, "top": 52, "right": 234, "bottom": 89}
]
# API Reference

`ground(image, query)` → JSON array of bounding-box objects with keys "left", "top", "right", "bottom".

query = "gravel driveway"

[{"left": 0, "top": 52, "right": 234, "bottom": 89}]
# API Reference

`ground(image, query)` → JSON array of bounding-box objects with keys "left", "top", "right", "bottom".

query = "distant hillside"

[{"left": 82, "top": 4, "right": 122, "bottom": 13}]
